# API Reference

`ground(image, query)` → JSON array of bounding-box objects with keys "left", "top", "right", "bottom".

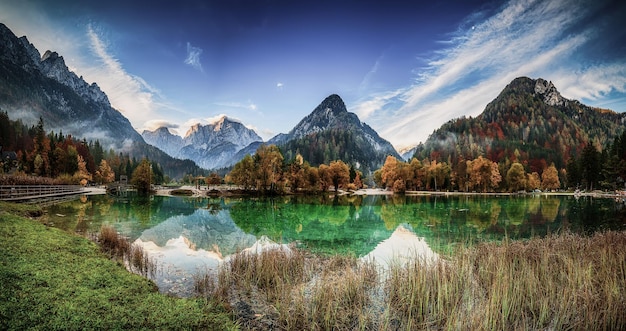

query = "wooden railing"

[{"left": 0, "top": 185, "right": 84, "bottom": 202}]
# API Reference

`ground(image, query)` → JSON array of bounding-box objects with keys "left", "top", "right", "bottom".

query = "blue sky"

[{"left": 1, "top": 0, "right": 625, "bottom": 150}]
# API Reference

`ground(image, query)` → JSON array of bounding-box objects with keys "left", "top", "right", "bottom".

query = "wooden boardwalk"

[{"left": 0, "top": 185, "right": 84, "bottom": 202}]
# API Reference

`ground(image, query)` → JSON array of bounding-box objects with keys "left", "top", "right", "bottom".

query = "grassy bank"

[
  {"left": 200, "top": 231, "right": 626, "bottom": 330},
  {"left": 0, "top": 203, "right": 237, "bottom": 330}
]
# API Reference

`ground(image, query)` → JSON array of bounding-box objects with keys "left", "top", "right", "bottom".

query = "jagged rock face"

[
  {"left": 534, "top": 78, "right": 567, "bottom": 107},
  {"left": 183, "top": 117, "right": 261, "bottom": 151},
  {"left": 0, "top": 23, "right": 141, "bottom": 145},
  {"left": 39, "top": 50, "right": 110, "bottom": 105},
  {"left": 142, "top": 116, "right": 263, "bottom": 170}
]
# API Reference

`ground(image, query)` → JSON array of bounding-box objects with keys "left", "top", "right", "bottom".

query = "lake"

[{"left": 45, "top": 193, "right": 626, "bottom": 295}]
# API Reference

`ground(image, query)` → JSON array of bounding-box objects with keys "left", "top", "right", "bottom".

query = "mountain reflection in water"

[
  {"left": 43, "top": 194, "right": 626, "bottom": 296},
  {"left": 361, "top": 224, "right": 438, "bottom": 271}
]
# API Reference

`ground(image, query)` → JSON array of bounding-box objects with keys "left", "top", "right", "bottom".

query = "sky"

[{"left": 1, "top": 0, "right": 626, "bottom": 151}]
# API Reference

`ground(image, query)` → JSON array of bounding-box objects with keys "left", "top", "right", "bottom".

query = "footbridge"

[{"left": 0, "top": 185, "right": 84, "bottom": 203}]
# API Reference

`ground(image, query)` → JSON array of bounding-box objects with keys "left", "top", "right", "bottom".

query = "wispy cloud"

[
  {"left": 356, "top": 0, "right": 626, "bottom": 149},
  {"left": 184, "top": 42, "right": 203, "bottom": 72},
  {"left": 84, "top": 24, "right": 165, "bottom": 127},
  {"left": 215, "top": 100, "right": 259, "bottom": 113}
]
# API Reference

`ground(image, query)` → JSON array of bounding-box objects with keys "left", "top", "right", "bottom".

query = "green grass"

[
  {"left": 0, "top": 206, "right": 238, "bottom": 330},
  {"left": 0, "top": 200, "right": 43, "bottom": 218}
]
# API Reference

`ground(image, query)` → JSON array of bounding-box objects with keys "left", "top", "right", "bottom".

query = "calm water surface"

[{"left": 45, "top": 194, "right": 626, "bottom": 295}]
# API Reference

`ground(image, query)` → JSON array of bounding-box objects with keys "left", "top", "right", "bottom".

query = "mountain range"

[
  {"left": 1, "top": 22, "right": 624, "bottom": 179},
  {"left": 142, "top": 116, "right": 262, "bottom": 170}
]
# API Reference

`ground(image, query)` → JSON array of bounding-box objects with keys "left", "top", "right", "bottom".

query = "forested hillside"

[{"left": 414, "top": 77, "right": 625, "bottom": 173}]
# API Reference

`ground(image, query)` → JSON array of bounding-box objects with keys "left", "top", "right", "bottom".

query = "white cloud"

[
  {"left": 552, "top": 63, "right": 626, "bottom": 101},
  {"left": 351, "top": 89, "right": 404, "bottom": 120},
  {"left": 276, "top": 82, "right": 284, "bottom": 89},
  {"left": 214, "top": 101, "right": 259, "bottom": 113},
  {"left": 84, "top": 24, "right": 166, "bottom": 129},
  {"left": 143, "top": 119, "right": 180, "bottom": 132},
  {"left": 355, "top": 0, "right": 626, "bottom": 149},
  {"left": 184, "top": 42, "right": 203, "bottom": 72}
]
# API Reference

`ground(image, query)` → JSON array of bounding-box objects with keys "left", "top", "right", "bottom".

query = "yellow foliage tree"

[
  {"left": 541, "top": 164, "right": 560, "bottom": 191},
  {"left": 328, "top": 160, "right": 350, "bottom": 192}
]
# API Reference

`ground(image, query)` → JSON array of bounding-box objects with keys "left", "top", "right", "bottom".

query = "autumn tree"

[
  {"left": 328, "top": 160, "right": 350, "bottom": 192},
  {"left": 286, "top": 154, "right": 306, "bottom": 192},
  {"left": 527, "top": 172, "right": 541, "bottom": 190},
  {"left": 318, "top": 164, "right": 331, "bottom": 192},
  {"left": 381, "top": 155, "right": 401, "bottom": 190},
  {"left": 467, "top": 156, "right": 500, "bottom": 192},
  {"left": 131, "top": 158, "right": 153, "bottom": 194},
  {"left": 408, "top": 158, "right": 425, "bottom": 190},
  {"left": 305, "top": 165, "right": 320, "bottom": 192},
  {"left": 541, "top": 164, "right": 560, "bottom": 191},
  {"left": 94, "top": 159, "right": 115, "bottom": 184},
  {"left": 206, "top": 172, "right": 222, "bottom": 189},
  {"left": 353, "top": 171, "right": 363, "bottom": 189},
  {"left": 506, "top": 162, "right": 527, "bottom": 192},
  {"left": 76, "top": 154, "right": 92, "bottom": 186},
  {"left": 229, "top": 154, "right": 255, "bottom": 190},
  {"left": 254, "top": 144, "right": 284, "bottom": 192}
]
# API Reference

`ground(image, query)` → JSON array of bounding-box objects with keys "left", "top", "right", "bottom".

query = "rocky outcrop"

[{"left": 534, "top": 78, "right": 568, "bottom": 107}]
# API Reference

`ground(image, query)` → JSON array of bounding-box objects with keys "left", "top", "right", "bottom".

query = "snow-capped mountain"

[
  {"left": 142, "top": 116, "right": 263, "bottom": 170},
  {"left": 141, "top": 127, "right": 184, "bottom": 157}
]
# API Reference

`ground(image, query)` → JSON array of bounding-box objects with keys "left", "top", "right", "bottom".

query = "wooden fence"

[{"left": 0, "top": 185, "right": 84, "bottom": 202}]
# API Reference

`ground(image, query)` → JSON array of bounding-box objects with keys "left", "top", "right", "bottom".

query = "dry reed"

[
  {"left": 194, "top": 231, "right": 626, "bottom": 330},
  {"left": 97, "top": 225, "right": 157, "bottom": 278}
]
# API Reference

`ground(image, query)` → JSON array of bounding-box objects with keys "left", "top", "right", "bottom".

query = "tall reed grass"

[
  {"left": 97, "top": 225, "right": 157, "bottom": 278},
  {"left": 195, "top": 231, "right": 626, "bottom": 330}
]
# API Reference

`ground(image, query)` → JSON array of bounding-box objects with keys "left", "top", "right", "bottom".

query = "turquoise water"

[
  {"left": 44, "top": 193, "right": 626, "bottom": 295},
  {"left": 46, "top": 194, "right": 626, "bottom": 255}
]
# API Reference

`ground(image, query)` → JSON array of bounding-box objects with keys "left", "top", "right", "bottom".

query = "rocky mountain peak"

[
  {"left": 37, "top": 49, "right": 110, "bottom": 106},
  {"left": 289, "top": 94, "right": 354, "bottom": 138},
  {"left": 210, "top": 115, "right": 242, "bottom": 132},
  {"left": 534, "top": 78, "right": 567, "bottom": 107},
  {"left": 18, "top": 36, "right": 42, "bottom": 67}
]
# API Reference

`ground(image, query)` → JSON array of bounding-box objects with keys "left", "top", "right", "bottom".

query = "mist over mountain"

[
  {"left": 270, "top": 94, "right": 401, "bottom": 172},
  {"left": 0, "top": 23, "right": 142, "bottom": 145},
  {"left": 413, "top": 77, "right": 626, "bottom": 173},
  {"left": 0, "top": 23, "right": 203, "bottom": 178}
]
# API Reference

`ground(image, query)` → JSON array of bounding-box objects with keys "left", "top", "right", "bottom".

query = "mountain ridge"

[{"left": 413, "top": 76, "right": 626, "bottom": 173}]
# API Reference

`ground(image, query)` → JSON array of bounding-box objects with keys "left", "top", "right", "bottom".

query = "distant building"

[{"left": 1, "top": 146, "right": 18, "bottom": 173}]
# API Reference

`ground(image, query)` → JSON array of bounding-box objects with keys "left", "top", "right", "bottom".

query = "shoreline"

[{"left": 83, "top": 184, "right": 626, "bottom": 200}]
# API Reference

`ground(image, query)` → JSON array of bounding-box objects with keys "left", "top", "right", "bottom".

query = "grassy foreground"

[
  {"left": 201, "top": 231, "right": 626, "bottom": 330},
  {"left": 0, "top": 202, "right": 237, "bottom": 330}
]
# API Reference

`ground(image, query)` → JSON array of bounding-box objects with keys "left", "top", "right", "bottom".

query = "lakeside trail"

[{"left": 84, "top": 180, "right": 626, "bottom": 200}]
